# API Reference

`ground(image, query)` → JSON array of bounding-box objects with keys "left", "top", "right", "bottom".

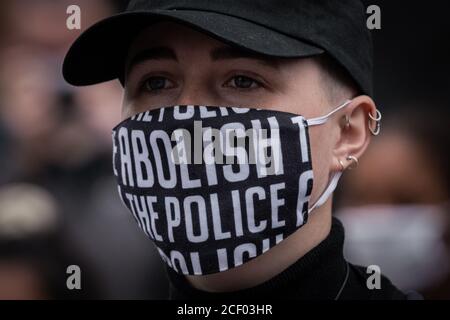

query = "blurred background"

[{"left": 0, "top": 0, "right": 448, "bottom": 299}]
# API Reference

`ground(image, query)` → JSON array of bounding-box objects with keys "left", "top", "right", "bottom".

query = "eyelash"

[
  {"left": 137, "top": 74, "right": 174, "bottom": 95},
  {"left": 223, "top": 74, "right": 264, "bottom": 91},
  {"left": 137, "top": 74, "right": 264, "bottom": 94}
]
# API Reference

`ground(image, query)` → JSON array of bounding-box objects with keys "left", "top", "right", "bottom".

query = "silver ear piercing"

[
  {"left": 368, "top": 109, "right": 382, "bottom": 136},
  {"left": 339, "top": 156, "right": 359, "bottom": 171},
  {"left": 346, "top": 156, "right": 359, "bottom": 170}
]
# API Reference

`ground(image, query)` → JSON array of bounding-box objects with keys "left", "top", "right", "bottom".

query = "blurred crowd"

[
  {"left": 0, "top": 0, "right": 449, "bottom": 299},
  {"left": 335, "top": 106, "right": 450, "bottom": 299},
  {"left": 0, "top": 0, "right": 168, "bottom": 299}
]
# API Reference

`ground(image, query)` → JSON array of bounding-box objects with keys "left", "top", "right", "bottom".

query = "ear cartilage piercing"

[
  {"left": 345, "top": 115, "right": 351, "bottom": 129},
  {"left": 341, "top": 115, "right": 351, "bottom": 129},
  {"left": 368, "top": 109, "right": 382, "bottom": 136}
]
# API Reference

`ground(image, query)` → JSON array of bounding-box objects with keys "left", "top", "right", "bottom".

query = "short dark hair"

[{"left": 315, "top": 53, "right": 361, "bottom": 103}]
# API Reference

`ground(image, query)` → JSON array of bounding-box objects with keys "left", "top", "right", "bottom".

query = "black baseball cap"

[{"left": 63, "top": 0, "right": 373, "bottom": 96}]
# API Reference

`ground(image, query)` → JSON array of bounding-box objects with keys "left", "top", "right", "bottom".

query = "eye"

[
  {"left": 224, "top": 75, "right": 262, "bottom": 90},
  {"left": 141, "top": 76, "right": 175, "bottom": 92}
]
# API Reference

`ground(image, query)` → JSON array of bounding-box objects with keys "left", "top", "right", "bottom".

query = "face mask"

[{"left": 111, "top": 100, "right": 351, "bottom": 275}]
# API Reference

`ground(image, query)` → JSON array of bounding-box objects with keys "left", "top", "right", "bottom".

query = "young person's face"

[{"left": 122, "top": 20, "right": 354, "bottom": 232}]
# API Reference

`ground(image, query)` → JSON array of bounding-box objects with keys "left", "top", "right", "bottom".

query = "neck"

[{"left": 185, "top": 198, "right": 333, "bottom": 292}]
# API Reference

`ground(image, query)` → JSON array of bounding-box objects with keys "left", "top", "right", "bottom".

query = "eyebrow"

[
  {"left": 126, "top": 46, "right": 178, "bottom": 72},
  {"left": 126, "top": 45, "right": 281, "bottom": 76},
  {"left": 210, "top": 46, "right": 281, "bottom": 69}
]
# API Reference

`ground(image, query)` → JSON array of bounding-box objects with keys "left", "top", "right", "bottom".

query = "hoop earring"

[
  {"left": 346, "top": 156, "right": 359, "bottom": 170},
  {"left": 368, "top": 109, "right": 382, "bottom": 136}
]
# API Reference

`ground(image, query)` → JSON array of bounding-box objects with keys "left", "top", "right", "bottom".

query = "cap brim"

[{"left": 63, "top": 9, "right": 324, "bottom": 86}]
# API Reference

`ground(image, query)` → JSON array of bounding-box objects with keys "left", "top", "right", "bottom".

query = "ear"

[{"left": 331, "top": 95, "right": 378, "bottom": 171}]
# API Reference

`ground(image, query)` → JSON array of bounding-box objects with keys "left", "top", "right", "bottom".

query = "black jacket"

[{"left": 165, "top": 217, "right": 422, "bottom": 300}]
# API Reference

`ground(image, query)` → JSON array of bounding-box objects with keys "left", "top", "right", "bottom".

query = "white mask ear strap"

[
  {"left": 304, "top": 100, "right": 351, "bottom": 214},
  {"left": 308, "top": 171, "right": 343, "bottom": 214},
  {"left": 306, "top": 100, "right": 352, "bottom": 127}
]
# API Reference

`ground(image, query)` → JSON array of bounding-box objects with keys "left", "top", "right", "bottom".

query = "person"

[{"left": 62, "top": 0, "right": 419, "bottom": 300}]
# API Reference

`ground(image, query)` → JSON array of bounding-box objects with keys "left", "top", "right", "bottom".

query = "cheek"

[
  {"left": 121, "top": 90, "right": 133, "bottom": 118},
  {"left": 120, "top": 101, "right": 132, "bottom": 120},
  {"left": 121, "top": 87, "right": 155, "bottom": 120},
  {"left": 121, "top": 91, "right": 145, "bottom": 120}
]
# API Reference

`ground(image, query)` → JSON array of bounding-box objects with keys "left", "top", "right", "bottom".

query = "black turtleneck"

[{"left": 165, "top": 217, "right": 418, "bottom": 300}]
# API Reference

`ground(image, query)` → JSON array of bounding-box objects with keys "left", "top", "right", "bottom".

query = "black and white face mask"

[{"left": 111, "top": 101, "right": 351, "bottom": 275}]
